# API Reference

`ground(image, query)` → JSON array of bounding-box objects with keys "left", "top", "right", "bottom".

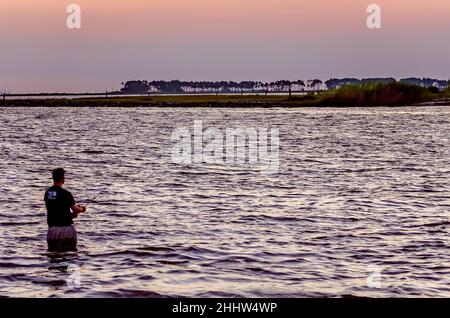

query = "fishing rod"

[
  {"left": 84, "top": 176, "right": 120, "bottom": 208},
  {"left": 82, "top": 163, "right": 138, "bottom": 208},
  {"left": 85, "top": 186, "right": 109, "bottom": 208}
]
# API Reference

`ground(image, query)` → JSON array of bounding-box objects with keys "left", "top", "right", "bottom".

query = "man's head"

[{"left": 52, "top": 168, "right": 66, "bottom": 185}]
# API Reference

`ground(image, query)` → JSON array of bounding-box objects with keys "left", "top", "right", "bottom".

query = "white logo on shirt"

[{"left": 47, "top": 191, "right": 57, "bottom": 200}]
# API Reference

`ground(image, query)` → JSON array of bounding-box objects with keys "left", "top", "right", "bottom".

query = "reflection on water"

[{"left": 0, "top": 106, "right": 449, "bottom": 297}]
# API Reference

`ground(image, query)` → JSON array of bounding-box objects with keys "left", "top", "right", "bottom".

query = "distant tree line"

[
  {"left": 120, "top": 80, "right": 325, "bottom": 94},
  {"left": 120, "top": 77, "right": 449, "bottom": 94}
]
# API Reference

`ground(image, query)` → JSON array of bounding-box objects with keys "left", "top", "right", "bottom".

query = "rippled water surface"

[{"left": 1, "top": 106, "right": 450, "bottom": 298}]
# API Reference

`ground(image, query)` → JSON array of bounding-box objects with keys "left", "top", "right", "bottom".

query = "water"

[{"left": 0, "top": 106, "right": 449, "bottom": 298}]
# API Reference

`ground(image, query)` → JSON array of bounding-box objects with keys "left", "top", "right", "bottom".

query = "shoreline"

[{"left": 1, "top": 96, "right": 450, "bottom": 108}]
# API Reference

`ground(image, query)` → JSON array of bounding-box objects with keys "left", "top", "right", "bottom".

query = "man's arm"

[
  {"left": 71, "top": 204, "right": 86, "bottom": 217},
  {"left": 67, "top": 191, "right": 86, "bottom": 217}
]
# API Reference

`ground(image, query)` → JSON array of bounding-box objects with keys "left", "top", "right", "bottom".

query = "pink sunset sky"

[{"left": 0, "top": 0, "right": 449, "bottom": 93}]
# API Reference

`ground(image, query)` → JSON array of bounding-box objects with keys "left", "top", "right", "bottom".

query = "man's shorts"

[{"left": 47, "top": 226, "right": 78, "bottom": 252}]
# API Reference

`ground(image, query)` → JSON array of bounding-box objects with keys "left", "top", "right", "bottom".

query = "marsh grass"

[
  {"left": 317, "top": 82, "right": 434, "bottom": 106},
  {"left": 443, "top": 87, "right": 450, "bottom": 98}
]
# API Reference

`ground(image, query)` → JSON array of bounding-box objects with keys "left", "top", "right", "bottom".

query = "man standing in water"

[{"left": 44, "top": 168, "right": 86, "bottom": 252}]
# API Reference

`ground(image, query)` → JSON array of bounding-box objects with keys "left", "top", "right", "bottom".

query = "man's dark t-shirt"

[{"left": 44, "top": 186, "right": 76, "bottom": 227}]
